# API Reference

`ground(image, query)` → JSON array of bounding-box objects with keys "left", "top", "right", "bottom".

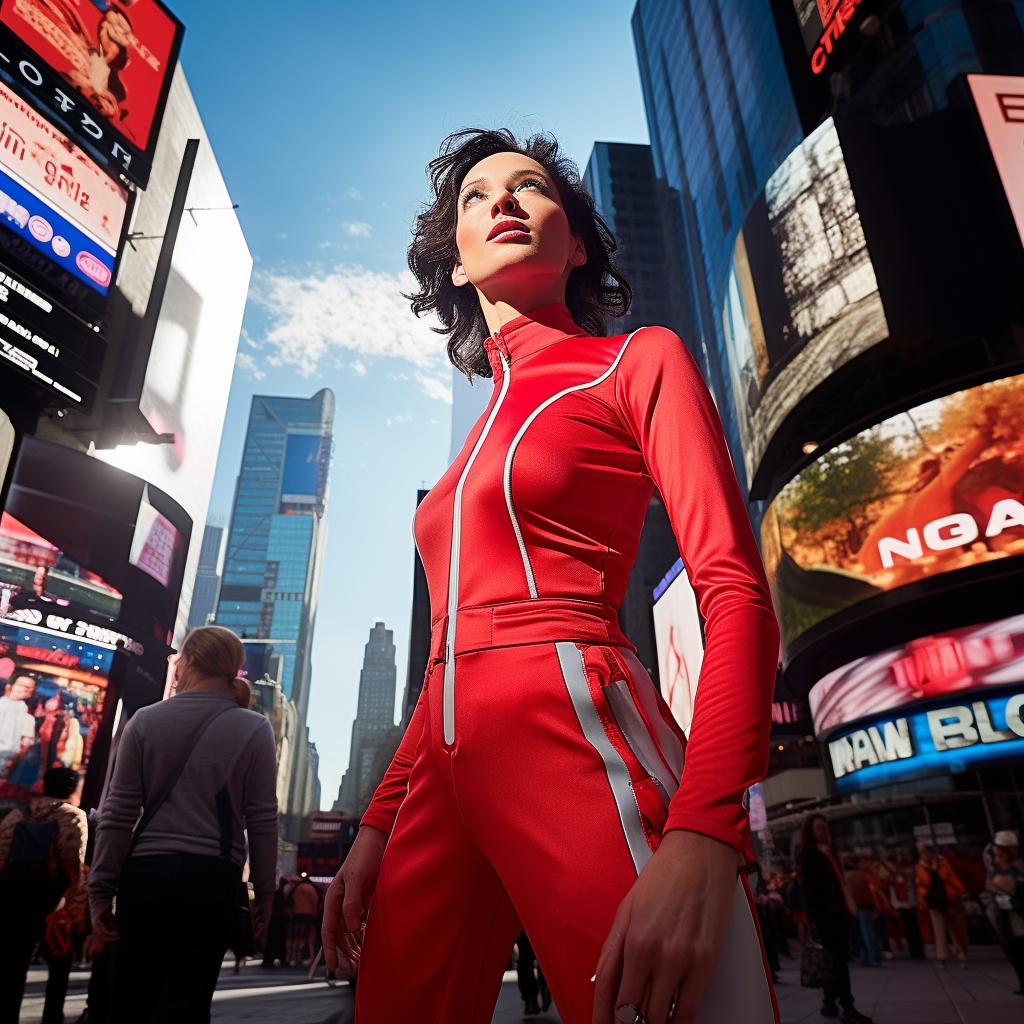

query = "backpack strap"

[{"left": 128, "top": 702, "right": 237, "bottom": 855}]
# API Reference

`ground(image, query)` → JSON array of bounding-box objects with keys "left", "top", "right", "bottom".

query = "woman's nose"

[{"left": 492, "top": 192, "right": 519, "bottom": 216}]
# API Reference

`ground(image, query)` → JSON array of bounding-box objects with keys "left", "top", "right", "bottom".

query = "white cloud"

[
  {"left": 346, "top": 188, "right": 363, "bottom": 200},
  {"left": 318, "top": 240, "right": 333, "bottom": 249},
  {"left": 344, "top": 221, "right": 373, "bottom": 238},
  {"left": 235, "top": 351, "right": 266, "bottom": 380},
  {"left": 248, "top": 264, "right": 450, "bottom": 401}
]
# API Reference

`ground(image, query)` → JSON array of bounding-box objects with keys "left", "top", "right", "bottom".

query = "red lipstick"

[{"left": 487, "top": 219, "right": 531, "bottom": 242}]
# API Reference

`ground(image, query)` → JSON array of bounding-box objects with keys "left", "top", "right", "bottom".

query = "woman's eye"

[
  {"left": 461, "top": 188, "right": 485, "bottom": 208},
  {"left": 516, "top": 178, "right": 545, "bottom": 193}
]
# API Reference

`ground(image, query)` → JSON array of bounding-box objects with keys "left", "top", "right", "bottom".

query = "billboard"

[
  {"left": 969, "top": 75, "right": 1024, "bottom": 251},
  {"left": 809, "top": 614, "right": 1024, "bottom": 737},
  {"left": 651, "top": 558, "right": 704, "bottom": 736},
  {"left": 282, "top": 433, "right": 322, "bottom": 504},
  {"left": 0, "top": 619, "right": 113, "bottom": 804},
  {"left": 0, "top": 0, "right": 184, "bottom": 189},
  {"left": 761, "top": 373, "right": 1024, "bottom": 651},
  {"left": 723, "top": 117, "right": 888, "bottom": 485},
  {"left": 92, "top": 68, "right": 252, "bottom": 644},
  {"left": 826, "top": 682, "right": 1024, "bottom": 794}
]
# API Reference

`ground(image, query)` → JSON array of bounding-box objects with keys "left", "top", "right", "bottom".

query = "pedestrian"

[
  {"left": 515, "top": 929, "right": 551, "bottom": 1016},
  {"left": 797, "top": 814, "right": 872, "bottom": 1024},
  {"left": 985, "top": 830, "right": 1024, "bottom": 995},
  {"left": 87, "top": 625, "right": 279, "bottom": 1024},
  {"left": 287, "top": 872, "right": 320, "bottom": 966},
  {"left": 0, "top": 765, "right": 88, "bottom": 1024},
  {"left": 843, "top": 857, "right": 880, "bottom": 967},
  {"left": 916, "top": 845, "right": 969, "bottom": 968},
  {"left": 260, "top": 876, "right": 290, "bottom": 969},
  {"left": 890, "top": 850, "right": 925, "bottom": 959},
  {"left": 322, "top": 128, "right": 781, "bottom": 1024}
]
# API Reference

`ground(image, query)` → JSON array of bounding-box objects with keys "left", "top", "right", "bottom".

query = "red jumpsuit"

[{"left": 357, "top": 305, "right": 780, "bottom": 1024}]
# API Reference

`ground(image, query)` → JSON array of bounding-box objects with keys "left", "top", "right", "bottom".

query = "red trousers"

[{"left": 355, "top": 609, "right": 777, "bottom": 1024}]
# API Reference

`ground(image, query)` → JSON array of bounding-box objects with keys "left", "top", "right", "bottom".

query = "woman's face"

[
  {"left": 812, "top": 817, "right": 831, "bottom": 845},
  {"left": 452, "top": 151, "right": 585, "bottom": 301}
]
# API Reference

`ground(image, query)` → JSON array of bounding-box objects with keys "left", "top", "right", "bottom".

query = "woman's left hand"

[{"left": 592, "top": 829, "right": 742, "bottom": 1024}]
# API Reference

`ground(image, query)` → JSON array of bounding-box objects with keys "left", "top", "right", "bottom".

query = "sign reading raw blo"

[
  {"left": 762, "top": 373, "right": 1024, "bottom": 650},
  {"left": 0, "top": 0, "right": 183, "bottom": 189}
]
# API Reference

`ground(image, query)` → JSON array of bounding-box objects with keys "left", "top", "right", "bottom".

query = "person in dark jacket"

[{"left": 797, "top": 814, "right": 872, "bottom": 1024}]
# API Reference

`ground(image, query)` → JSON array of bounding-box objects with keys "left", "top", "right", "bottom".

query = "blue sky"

[{"left": 170, "top": 0, "right": 650, "bottom": 806}]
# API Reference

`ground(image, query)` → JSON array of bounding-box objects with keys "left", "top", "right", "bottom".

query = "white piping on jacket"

[
  {"left": 442, "top": 351, "right": 511, "bottom": 745},
  {"left": 503, "top": 330, "right": 642, "bottom": 598}
]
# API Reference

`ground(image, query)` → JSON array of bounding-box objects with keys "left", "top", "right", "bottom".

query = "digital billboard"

[
  {"left": 761, "top": 373, "right": 1024, "bottom": 651},
  {"left": 809, "top": 614, "right": 1024, "bottom": 737},
  {"left": 969, "top": 75, "right": 1024, "bottom": 251},
  {"left": 0, "top": 80, "right": 127, "bottom": 295},
  {"left": 652, "top": 558, "right": 704, "bottom": 736},
  {"left": 722, "top": 117, "right": 888, "bottom": 485},
  {"left": 0, "top": 619, "right": 114, "bottom": 804},
  {"left": 0, "top": 0, "right": 184, "bottom": 189},
  {"left": 825, "top": 682, "right": 1024, "bottom": 795},
  {"left": 282, "top": 433, "right": 322, "bottom": 504},
  {"left": 128, "top": 486, "right": 182, "bottom": 588}
]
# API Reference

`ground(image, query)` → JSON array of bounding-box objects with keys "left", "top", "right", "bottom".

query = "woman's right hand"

[{"left": 322, "top": 825, "right": 388, "bottom": 976}]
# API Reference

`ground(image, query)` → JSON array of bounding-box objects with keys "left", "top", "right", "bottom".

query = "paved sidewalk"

[{"left": 774, "top": 954, "right": 1022, "bottom": 1024}]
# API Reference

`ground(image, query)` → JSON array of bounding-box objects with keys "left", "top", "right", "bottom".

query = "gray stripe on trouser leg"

[{"left": 555, "top": 641, "right": 652, "bottom": 874}]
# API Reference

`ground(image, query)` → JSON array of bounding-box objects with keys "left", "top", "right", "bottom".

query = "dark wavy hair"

[{"left": 407, "top": 128, "right": 632, "bottom": 379}]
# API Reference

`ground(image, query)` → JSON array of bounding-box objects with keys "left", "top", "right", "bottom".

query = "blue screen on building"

[{"left": 281, "top": 435, "right": 321, "bottom": 498}]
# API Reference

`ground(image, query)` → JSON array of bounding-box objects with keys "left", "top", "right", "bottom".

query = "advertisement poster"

[
  {"left": 0, "top": 0, "right": 179, "bottom": 150},
  {"left": 652, "top": 558, "right": 704, "bottom": 736},
  {"left": 723, "top": 118, "right": 888, "bottom": 484},
  {"left": 969, "top": 75, "right": 1024, "bottom": 251},
  {"left": 0, "top": 619, "right": 113, "bottom": 804},
  {"left": 762, "top": 373, "right": 1024, "bottom": 649},
  {"left": 809, "top": 614, "right": 1024, "bottom": 736}
]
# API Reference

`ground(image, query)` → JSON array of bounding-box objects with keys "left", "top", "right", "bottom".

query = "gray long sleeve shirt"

[{"left": 88, "top": 691, "right": 278, "bottom": 907}]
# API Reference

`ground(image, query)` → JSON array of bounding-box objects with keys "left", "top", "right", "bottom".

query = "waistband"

[{"left": 428, "top": 599, "right": 634, "bottom": 663}]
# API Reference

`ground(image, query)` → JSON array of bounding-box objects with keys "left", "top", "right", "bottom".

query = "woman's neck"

[
  {"left": 475, "top": 275, "right": 570, "bottom": 335},
  {"left": 178, "top": 674, "right": 232, "bottom": 698}
]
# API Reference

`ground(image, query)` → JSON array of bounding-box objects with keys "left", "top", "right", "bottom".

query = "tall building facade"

[
  {"left": 632, "top": 0, "right": 1024, "bottom": 861},
  {"left": 187, "top": 522, "right": 224, "bottom": 629},
  {"left": 216, "top": 389, "right": 335, "bottom": 835},
  {"left": 336, "top": 622, "right": 398, "bottom": 814}
]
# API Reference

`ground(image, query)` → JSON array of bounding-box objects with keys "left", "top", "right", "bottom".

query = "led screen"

[
  {"left": 809, "top": 614, "right": 1024, "bottom": 737},
  {"left": 791, "top": 0, "right": 870, "bottom": 74},
  {"left": 0, "top": 619, "right": 113, "bottom": 804},
  {"left": 652, "top": 558, "right": 704, "bottom": 736},
  {"left": 128, "top": 489, "right": 181, "bottom": 587},
  {"left": 0, "top": 0, "right": 184, "bottom": 188},
  {"left": 825, "top": 682, "right": 1024, "bottom": 795},
  {"left": 761, "top": 373, "right": 1024, "bottom": 651},
  {"left": 723, "top": 117, "right": 888, "bottom": 485},
  {"left": 282, "top": 433, "right": 322, "bottom": 503}
]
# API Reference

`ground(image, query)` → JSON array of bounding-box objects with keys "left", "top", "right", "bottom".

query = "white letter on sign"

[
  {"left": 1006, "top": 694, "right": 1024, "bottom": 738},
  {"left": 878, "top": 528, "right": 923, "bottom": 568},
  {"left": 928, "top": 706, "right": 979, "bottom": 751},
  {"left": 829, "top": 736, "right": 855, "bottom": 778},
  {"left": 923, "top": 513, "right": 978, "bottom": 551},
  {"left": 985, "top": 498, "right": 1024, "bottom": 538}
]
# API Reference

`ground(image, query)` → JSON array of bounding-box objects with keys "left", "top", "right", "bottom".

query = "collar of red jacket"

[{"left": 483, "top": 304, "right": 586, "bottom": 366}]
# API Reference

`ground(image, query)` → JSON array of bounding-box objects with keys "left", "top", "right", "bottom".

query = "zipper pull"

[{"left": 492, "top": 329, "right": 511, "bottom": 363}]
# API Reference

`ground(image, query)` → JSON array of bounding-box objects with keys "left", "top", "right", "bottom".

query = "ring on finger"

[{"left": 615, "top": 1004, "right": 646, "bottom": 1024}]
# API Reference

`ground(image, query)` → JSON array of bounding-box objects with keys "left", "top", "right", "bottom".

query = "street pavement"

[{"left": 17, "top": 952, "right": 1022, "bottom": 1023}]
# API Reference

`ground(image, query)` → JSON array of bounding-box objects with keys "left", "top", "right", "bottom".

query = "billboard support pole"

[{"left": 110, "top": 138, "right": 200, "bottom": 440}]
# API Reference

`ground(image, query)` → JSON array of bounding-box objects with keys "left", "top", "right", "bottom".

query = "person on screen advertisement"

[{"left": 320, "top": 129, "right": 782, "bottom": 1024}]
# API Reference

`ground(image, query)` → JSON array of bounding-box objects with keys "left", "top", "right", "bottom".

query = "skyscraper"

[
  {"left": 216, "top": 389, "right": 335, "bottom": 835},
  {"left": 336, "top": 621, "right": 398, "bottom": 814},
  {"left": 187, "top": 522, "right": 224, "bottom": 629}
]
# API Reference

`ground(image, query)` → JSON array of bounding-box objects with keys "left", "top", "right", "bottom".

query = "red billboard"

[{"left": 0, "top": 0, "right": 183, "bottom": 188}]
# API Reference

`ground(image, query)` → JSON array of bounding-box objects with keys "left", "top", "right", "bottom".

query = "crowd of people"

[{"left": 747, "top": 814, "right": 1024, "bottom": 1023}]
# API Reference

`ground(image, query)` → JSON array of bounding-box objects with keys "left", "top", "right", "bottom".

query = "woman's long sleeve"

[
  {"left": 615, "top": 327, "right": 780, "bottom": 859},
  {"left": 243, "top": 717, "right": 279, "bottom": 899},
  {"left": 360, "top": 682, "right": 428, "bottom": 835}
]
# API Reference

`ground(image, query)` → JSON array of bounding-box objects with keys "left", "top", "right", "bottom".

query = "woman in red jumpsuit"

[{"left": 322, "top": 129, "right": 782, "bottom": 1024}]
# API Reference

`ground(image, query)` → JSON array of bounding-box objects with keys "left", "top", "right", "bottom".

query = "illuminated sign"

[
  {"left": 827, "top": 684, "right": 1024, "bottom": 793},
  {"left": 762, "top": 373, "right": 1024, "bottom": 651},
  {"left": 969, "top": 75, "right": 1024, "bottom": 251},
  {"left": 0, "top": 259, "right": 105, "bottom": 407},
  {"left": 722, "top": 117, "right": 888, "bottom": 485},
  {"left": 792, "top": 0, "right": 871, "bottom": 76},
  {"left": 652, "top": 557, "right": 704, "bottom": 736},
  {"left": 0, "top": 0, "right": 184, "bottom": 189},
  {"left": 810, "top": 614, "right": 1024, "bottom": 737},
  {"left": 0, "top": 81, "right": 126, "bottom": 296}
]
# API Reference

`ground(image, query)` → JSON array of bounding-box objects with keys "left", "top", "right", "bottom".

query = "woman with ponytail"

[{"left": 88, "top": 626, "right": 278, "bottom": 1024}]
